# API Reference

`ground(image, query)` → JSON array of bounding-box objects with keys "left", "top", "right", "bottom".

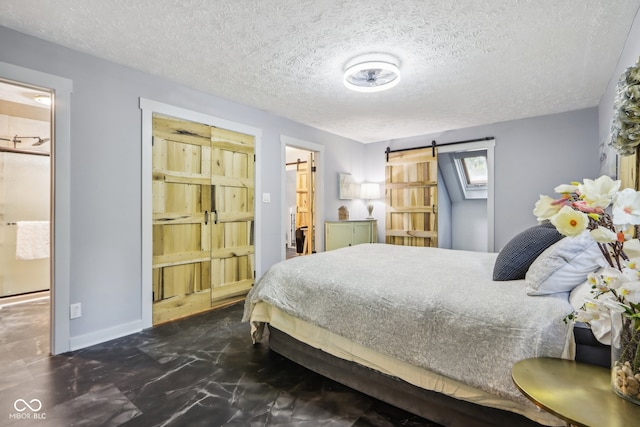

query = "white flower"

[
  {"left": 619, "top": 281, "right": 640, "bottom": 304},
  {"left": 554, "top": 183, "right": 578, "bottom": 194},
  {"left": 575, "top": 299, "right": 611, "bottom": 323},
  {"left": 622, "top": 267, "right": 640, "bottom": 283},
  {"left": 533, "top": 195, "right": 562, "bottom": 220},
  {"left": 538, "top": 176, "right": 640, "bottom": 331},
  {"left": 578, "top": 176, "right": 621, "bottom": 209},
  {"left": 624, "top": 258, "right": 640, "bottom": 271},
  {"left": 597, "top": 293, "right": 629, "bottom": 313},
  {"left": 550, "top": 206, "right": 588, "bottom": 237},
  {"left": 612, "top": 187, "right": 640, "bottom": 226},
  {"left": 590, "top": 268, "right": 626, "bottom": 292},
  {"left": 590, "top": 226, "right": 617, "bottom": 243}
]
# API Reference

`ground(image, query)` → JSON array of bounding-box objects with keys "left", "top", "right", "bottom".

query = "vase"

[{"left": 611, "top": 313, "right": 640, "bottom": 406}]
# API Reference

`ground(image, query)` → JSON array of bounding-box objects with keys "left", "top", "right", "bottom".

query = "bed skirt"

[
  {"left": 269, "top": 326, "right": 553, "bottom": 427},
  {"left": 251, "top": 302, "right": 564, "bottom": 427}
]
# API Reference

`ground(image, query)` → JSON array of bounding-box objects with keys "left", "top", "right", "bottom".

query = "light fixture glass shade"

[
  {"left": 343, "top": 61, "right": 400, "bottom": 93},
  {"left": 360, "top": 183, "right": 381, "bottom": 199},
  {"left": 34, "top": 94, "right": 51, "bottom": 106}
]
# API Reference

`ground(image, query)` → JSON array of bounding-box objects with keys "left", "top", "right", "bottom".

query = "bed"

[{"left": 243, "top": 237, "right": 611, "bottom": 427}]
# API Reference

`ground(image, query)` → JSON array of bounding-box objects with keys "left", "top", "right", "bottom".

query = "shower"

[{"left": 0, "top": 135, "right": 50, "bottom": 148}]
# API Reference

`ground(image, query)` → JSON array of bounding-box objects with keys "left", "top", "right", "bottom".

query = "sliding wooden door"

[
  {"left": 385, "top": 147, "right": 438, "bottom": 247},
  {"left": 295, "top": 152, "right": 315, "bottom": 254}
]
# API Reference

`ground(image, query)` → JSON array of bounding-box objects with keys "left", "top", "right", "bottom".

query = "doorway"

[
  {"left": 0, "top": 79, "right": 52, "bottom": 358},
  {"left": 281, "top": 136, "right": 324, "bottom": 261},
  {"left": 285, "top": 146, "right": 315, "bottom": 258},
  {"left": 437, "top": 139, "right": 495, "bottom": 252},
  {"left": 141, "top": 98, "right": 263, "bottom": 329}
]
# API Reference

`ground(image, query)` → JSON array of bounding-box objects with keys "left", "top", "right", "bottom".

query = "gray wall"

[
  {"left": 452, "top": 199, "right": 487, "bottom": 251},
  {"left": 437, "top": 151, "right": 487, "bottom": 251},
  {"left": 0, "top": 26, "right": 365, "bottom": 349},
  {"left": 436, "top": 169, "right": 452, "bottom": 249},
  {"left": 285, "top": 169, "right": 296, "bottom": 248},
  {"left": 365, "top": 107, "right": 600, "bottom": 252}
]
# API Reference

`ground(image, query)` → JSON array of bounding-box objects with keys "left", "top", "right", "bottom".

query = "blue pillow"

[{"left": 493, "top": 224, "right": 564, "bottom": 281}]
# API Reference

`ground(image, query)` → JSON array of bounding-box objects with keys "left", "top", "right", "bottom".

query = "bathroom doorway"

[{"left": 0, "top": 79, "right": 52, "bottom": 358}]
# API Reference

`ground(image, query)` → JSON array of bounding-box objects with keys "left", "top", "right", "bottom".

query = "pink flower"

[{"left": 571, "top": 200, "right": 604, "bottom": 214}]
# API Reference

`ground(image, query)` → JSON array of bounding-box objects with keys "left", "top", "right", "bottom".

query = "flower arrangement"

[
  {"left": 533, "top": 175, "right": 640, "bottom": 403},
  {"left": 609, "top": 57, "right": 640, "bottom": 156}
]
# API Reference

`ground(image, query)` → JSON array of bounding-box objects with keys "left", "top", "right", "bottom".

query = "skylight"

[{"left": 453, "top": 150, "right": 488, "bottom": 199}]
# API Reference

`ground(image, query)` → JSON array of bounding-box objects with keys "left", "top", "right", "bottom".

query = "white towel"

[{"left": 16, "top": 221, "right": 50, "bottom": 260}]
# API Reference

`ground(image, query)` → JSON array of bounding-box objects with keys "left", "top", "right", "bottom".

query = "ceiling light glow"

[
  {"left": 34, "top": 94, "right": 51, "bottom": 106},
  {"left": 343, "top": 60, "right": 401, "bottom": 93}
]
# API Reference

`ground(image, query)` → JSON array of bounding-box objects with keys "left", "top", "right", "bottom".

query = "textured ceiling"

[{"left": 1, "top": 0, "right": 639, "bottom": 143}]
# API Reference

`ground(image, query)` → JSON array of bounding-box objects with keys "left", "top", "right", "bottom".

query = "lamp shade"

[{"left": 360, "top": 183, "right": 380, "bottom": 200}]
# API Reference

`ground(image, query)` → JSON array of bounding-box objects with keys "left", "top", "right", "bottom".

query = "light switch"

[{"left": 262, "top": 192, "right": 271, "bottom": 203}]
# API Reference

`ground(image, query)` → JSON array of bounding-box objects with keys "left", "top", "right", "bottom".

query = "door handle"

[
  {"left": 204, "top": 210, "right": 209, "bottom": 225},
  {"left": 213, "top": 210, "right": 219, "bottom": 224}
]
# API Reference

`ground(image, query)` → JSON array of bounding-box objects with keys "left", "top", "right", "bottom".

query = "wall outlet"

[
  {"left": 70, "top": 303, "right": 82, "bottom": 319},
  {"left": 262, "top": 192, "right": 271, "bottom": 203}
]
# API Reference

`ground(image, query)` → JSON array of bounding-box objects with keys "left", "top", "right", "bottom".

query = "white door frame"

[
  {"left": 280, "top": 135, "right": 324, "bottom": 260},
  {"left": 140, "top": 98, "right": 262, "bottom": 329},
  {"left": 0, "top": 61, "right": 73, "bottom": 355}
]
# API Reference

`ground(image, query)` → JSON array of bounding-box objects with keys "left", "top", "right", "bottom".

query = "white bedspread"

[{"left": 244, "top": 243, "right": 573, "bottom": 405}]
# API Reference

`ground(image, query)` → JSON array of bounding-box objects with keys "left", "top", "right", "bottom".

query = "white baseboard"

[{"left": 69, "top": 320, "right": 143, "bottom": 351}]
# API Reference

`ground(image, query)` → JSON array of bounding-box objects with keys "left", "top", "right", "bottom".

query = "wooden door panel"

[
  {"left": 152, "top": 288, "right": 211, "bottom": 323},
  {"left": 152, "top": 114, "right": 213, "bottom": 325},
  {"left": 210, "top": 128, "right": 255, "bottom": 304},
  {"left": 294, "top": 153, "right": 315, "bottom": 254},
  {"left": 158, "top": 264, "right": 201, "bottom": 298},
  {"left": 385, "top": 148, "right": 438, "bottom": 247},
  {"left": 296, "top": 162, "right": 309, "bottom": 229},
  {"left": 153, "top": 115, "right": 211, "bottom": 147}
]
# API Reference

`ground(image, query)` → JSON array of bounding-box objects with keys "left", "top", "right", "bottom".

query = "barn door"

[
  {"left": 295, "top": 152, "right": 315, "bottom": 254},
  {"left": 385, "top": 147, "right": 438, "bottom": 247},
  {"left": 210, "top": 127, "right": 255, "bottom": 302},
  {"left": 151, "top": 115, "right": 255, "bottom": 325},
  {"left": 152, "top": 114, "right": 213, "bottom": 324}
]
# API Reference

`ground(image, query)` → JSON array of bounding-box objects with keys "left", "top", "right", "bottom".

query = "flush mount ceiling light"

[
  {"left": 34, "top": 94, "right": 51, "bottom": 106},
  {"left": 343, "top": 56, "right": 401, "bottom": 93}
]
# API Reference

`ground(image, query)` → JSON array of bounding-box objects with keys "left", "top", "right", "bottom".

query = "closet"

[{"left": 151, "top": 114, "right": 255, "bottom": 324}]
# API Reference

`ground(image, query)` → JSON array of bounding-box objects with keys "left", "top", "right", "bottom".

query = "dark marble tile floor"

[{"left": 0, "top": 298, "right": 442, "bottom": 427}]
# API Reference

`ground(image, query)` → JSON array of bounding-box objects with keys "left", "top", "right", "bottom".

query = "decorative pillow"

[
  {"left": 525, "top": 231, "right": 605, "bottom": 295},
  {"left": 492, "top": 223, "right": 564, "bottom": 281}
]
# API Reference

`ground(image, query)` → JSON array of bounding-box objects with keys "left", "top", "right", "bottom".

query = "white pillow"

[
  {"left": 568, "top": 277, "right": 595, "bottom": 310},
  {"left": 525, "top": 231, "right": 605, "bottom": 295}
]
